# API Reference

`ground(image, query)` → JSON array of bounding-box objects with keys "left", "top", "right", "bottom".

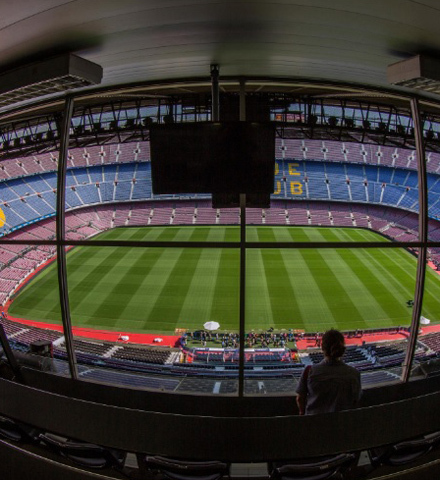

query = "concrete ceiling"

[{"left": 1, "top": 0, "right": 440, "bottom": 91}]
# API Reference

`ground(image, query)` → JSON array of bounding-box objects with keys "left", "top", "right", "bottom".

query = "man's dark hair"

[{"left": 322, "top": 329, "right": 346, "bottom": 359}]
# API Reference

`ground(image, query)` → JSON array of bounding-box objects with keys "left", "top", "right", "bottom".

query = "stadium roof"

[{"left": 2, "top": 0, "right": 440, "bottom": 98}]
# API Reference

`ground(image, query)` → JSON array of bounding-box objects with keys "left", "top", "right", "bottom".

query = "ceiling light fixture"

[
  {"left": 388, "top": 55, "right": 440, "bottom": 95},
  {"left": 0, "top": 54, "right": 102, "bottom": 108}
]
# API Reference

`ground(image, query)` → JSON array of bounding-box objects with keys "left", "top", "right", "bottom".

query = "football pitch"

[{"left": 8, "top": 226, "right": 440, "bottom": 334}]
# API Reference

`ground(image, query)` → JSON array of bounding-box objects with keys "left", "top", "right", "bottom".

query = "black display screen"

[{"left": 150, "top": 122, "right": 275, "bottom": 195}]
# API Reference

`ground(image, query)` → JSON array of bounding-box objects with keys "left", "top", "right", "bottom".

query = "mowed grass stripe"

[
  {"left": 311, "top": 250, "right": 368, "bottom": 329},
  {"left": 112, "top": 249, "right": 184, "bottom": 332},
  {"left": 314, "top": 228, "right": 342, "bottom": 242},
  {"left": 72, "top": 247, "right": 187, "bottom": 333},
  {"left": 335, "top": 228, "right": 384, "bottom": 242},
  {"left": 96, "top": 228, "right": 144, "bottom": 241},
  {"left": 282, "top": 250, "right": 337, "bottom": 331},
  {"left": 258, "top": 249, "right": 302, "bottom": 327},
  {"left": 178, "top": 249, "right": 222, "bottom": 330},
  {"left": 255, "top": 227, "right": 304, "bottom": 327},
  {"left": 355, "top": 249, "right": 414, "bottom": 321},
  {"left": 422, "top": 269, "right": 440, "bottom": 321},
  {"left": 293, "top": 249, "right": 359, "bottom": 330},
  {"left": 363, "top": 247, "right": 440, "bottom": 324},
  {"left": 206, "top": 226, "right": 227, "bottom": 242},
  {"left": 207, "top": 249, "right": 240, "bottom": 330},
  {"left": 353, "top": 228, "right": 388, "bottom": 242},
  {"left": 355, "top": 249, "right": 414, "bottom": 325},
  {"left": 273, "top": 227, "right": 296, "bottom": 243},
  {"left": 246, "top": 249, "right": 275, "bottom": 328},
  {"left": 8, "top": 262, "right": 61, "bottom": 321},
  {"left": 188, "top": 227, "right": 209, "bottom": 242},
  {"left": 69, "top": 247, "right": 138, "bottom": 314},
  {"left": 74, "top": 247, "right": 164, "bottom": 329},
  {"left": 9, "top": 247, "right": 118, "bottom": 322},
  {"left": 143, "top": 249, "right": 205, "bottom": 331},
  {"left": 378, "top": 249, "right": 422, "bottom": 289},
  {"left": 335, "top": 249, "right": 400, "bottom": 327},
  {"left": 300, "top": 228, "right": 330, "bottom": 243},
  {"left": 67, "top": 247, "right": 127, "bottom": 323},
  {"left": 256, "top": 227, "right": 277, "bottom": 243}
]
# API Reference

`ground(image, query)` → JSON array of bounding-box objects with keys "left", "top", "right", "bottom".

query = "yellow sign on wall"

[{"left": 0, "top": 208, "right": 5, "bottom": 227}]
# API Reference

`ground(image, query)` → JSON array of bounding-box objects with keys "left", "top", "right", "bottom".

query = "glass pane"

[
  {"left": 245, "top": 246, "right": 415, "bottom": 395},
  {"left": 0, "top": 113, "right": 61, "bottom": 240},
  {"left": 0, "top": 244, "right": 69, "bottom": 376},
  {"left": 410, "top": 248, "right": 440, "bottom": 379},
  {"left": 427, "top": 149, "right": 440, "bottom": 223},
  {"left": 410, "top": 131, "right": 440, "bottom": 379},
  {"left": 65, "top": 244, "right": 239, "bottom": 394},
  {"left": 65, "top": 101, "right": 229, "bottom": 243},
  {"left": 269, "top": 137, "right": 419, "bottom": 242}
]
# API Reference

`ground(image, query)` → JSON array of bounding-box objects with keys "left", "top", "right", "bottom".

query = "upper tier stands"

[
  {"left": 2, "top": 137, "right": 440, "bottom": 235},
  {"left": 2, "top": 158, "right": 440, "bottom": 234},
  {"left": 0, "top": 138, "right": 436, "bottom": 180},
  {"left": 0, "top": 142, "right": 150, "bottom": 180},
  {"left": 273, "top": 160, "right": 438, "bottom": 215},
  {"left": 275, "top": 138, "right": 437, "bottom": 172}
]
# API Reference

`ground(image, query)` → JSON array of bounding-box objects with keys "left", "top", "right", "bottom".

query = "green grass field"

[{"left": 8, "top": 226, "right": 440, "bottom": 334}]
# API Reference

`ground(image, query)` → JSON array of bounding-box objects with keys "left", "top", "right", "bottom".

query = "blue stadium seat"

[
  {"left": 104, "top": 165, "right": 118, "bottom": 182},
  {"left": 377, "top": 167, "right": 393, "bottom": 184},
  {"left": 77, "top": 184, "right": 100, "bottom": 204},
  {"left": 88, "top": 166, "right": 103, "bottom": 183},
  {"left": 325, "top": 163, "right": 345, "bottom": 175},
  {"left": 72, "top": 169, "right": 89, "bottom": 184},
  {"left": 365, "top": 166, "right": 378, "bottom": 182},
  {"left": 100, "top": 182, "right": 114, "bottom": 202},
  {"left": 132, "top": 180, "right": 152, "bottom": 199},
  {"left": 349, "top": 181, "right": 366, "bottom": 202},
  {"left": 117, "top": 163, "right": 136, "bottom": 180},
  {"left": 114, "top": 181, "right": 132, "bottom": 200}
]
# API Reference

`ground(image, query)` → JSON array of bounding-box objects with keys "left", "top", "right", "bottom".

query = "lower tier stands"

[{"left": 1, "top": 316, "right": 439, "bottom": 393}]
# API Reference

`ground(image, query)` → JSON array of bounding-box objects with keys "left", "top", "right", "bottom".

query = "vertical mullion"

[
  {"left": 238, "top": 79, "right": 246, "bottom": 396},
  {"left": 239, "top": 193, "right": 246, "bottom": 396},
  {"left": 401, "top": 98, "right": 428, "bottom": 382},
  {"left": 56, "top": 96, "right": 78, "bottom": 380}
]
